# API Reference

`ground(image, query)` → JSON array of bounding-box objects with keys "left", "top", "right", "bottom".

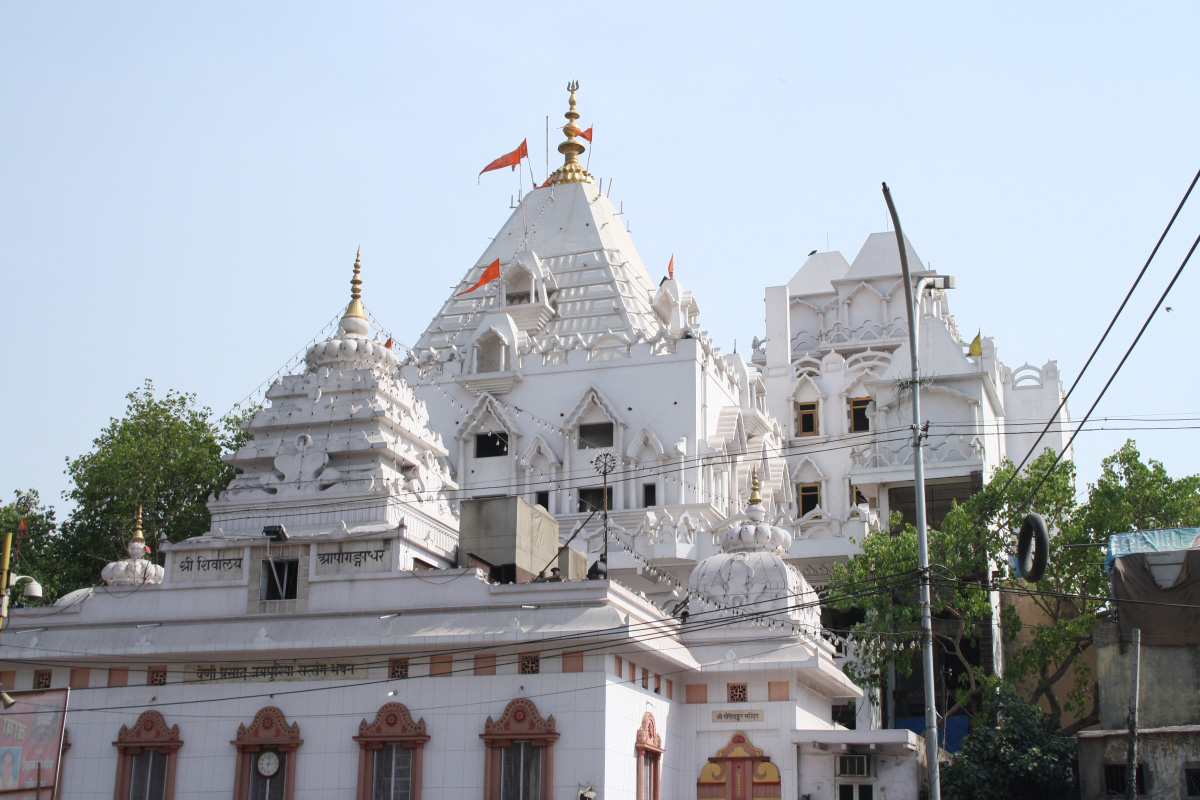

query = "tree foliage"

[
  {"left": 0, "top": 490, "right": 61, "bottom": 604},
  {"left": 941, "top": 685, "right": 1077, "bottom": 800},
  {"left": 826, "top": 440, "right": 1200, "bottom": 729},
  {"left": 48, "top": 381, "right": 252, "bottom": 598}
]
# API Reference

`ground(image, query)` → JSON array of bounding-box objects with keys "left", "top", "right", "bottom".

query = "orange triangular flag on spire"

[
  {"left": 456, "top": 259, "right": 502, "bottom": 296},
  {"left": 668, "top": 254, "right": 675, "bottom": 280},
  {"left": 579, "top": 127, "right": 593, "bottom": 142},
  {"left": 479, "top": 139, "right": 529, "bottom": 176}
]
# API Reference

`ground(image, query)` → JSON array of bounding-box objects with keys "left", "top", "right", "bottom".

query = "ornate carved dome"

[
  {"left": 101, "top": 508, "right": 164, "bottom": 586},
  {"left": 688, "top": 472, "right": 818, "bottom": 629}
]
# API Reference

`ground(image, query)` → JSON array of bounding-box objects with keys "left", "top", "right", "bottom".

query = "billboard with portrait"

[{"left": 0, "top": 689, "right": 68, "bottom": 798}]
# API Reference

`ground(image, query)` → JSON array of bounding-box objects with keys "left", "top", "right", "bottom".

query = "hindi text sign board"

[
  {"left": 171, "top": 549, "right": 245, "bottom": 582},
  {"left": 0, "top": 689, "right": 68, "bottom": 797},
  {"left": 712, "top": 709, "right": 765, "bottom": 723},
  {"left": 184, "top": 659, "right": 370, "bottom": 684},
  {"left": 314, "top": 540, "right": 391, "bottom": 575}
]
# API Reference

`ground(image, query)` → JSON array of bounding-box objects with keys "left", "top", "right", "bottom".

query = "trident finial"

[{"left": 545, "top": 81, "right": 593, "bottom": 187}]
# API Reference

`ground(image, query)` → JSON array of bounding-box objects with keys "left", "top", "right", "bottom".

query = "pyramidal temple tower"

[
  {"left": 405, "top": 84, "right": 791, "bottom": 599},
  {"left": 207, "top": 251, "right": 460, "bottom": 567}
]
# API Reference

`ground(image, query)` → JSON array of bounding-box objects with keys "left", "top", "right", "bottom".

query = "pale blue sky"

[{"left": 3, "top": 1, "right": 1198, "bottom": 515}]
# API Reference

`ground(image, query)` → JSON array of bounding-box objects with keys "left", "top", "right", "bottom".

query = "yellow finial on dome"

[
  {"left": 342, "top": 247, "right": 368, "bottom": 328},
  {"left": 545, "top": 81, "right": 595, "bottom": 187},
  {"left": 748, "top": 469, "right": 762, "bottom": 506},
  {"left": 132, "top": 505, "right": 145, "bottom": 542}
]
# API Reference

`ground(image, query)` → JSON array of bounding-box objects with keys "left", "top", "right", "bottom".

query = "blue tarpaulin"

[
  {"left": 1105, "top": 528, "right": 1200, "bottom": 576},
  {"left": 895, "top": 715, "right": 970, "bottom": 753}
]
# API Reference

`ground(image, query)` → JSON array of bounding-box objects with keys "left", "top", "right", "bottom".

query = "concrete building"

[
  {"left": 1077, "top": 534, "right": 1200, "bottom": 800},
  {"left": 754, "top": 236, "right": 1071, "bottom": 587}
]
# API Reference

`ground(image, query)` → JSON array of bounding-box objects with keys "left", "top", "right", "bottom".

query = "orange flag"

[
  {"left": 456, "top": 258, "right": 502, "bottom": 296},
  {"left": 579, "top": 127, "right": 593, "bottom": 142},
  {"left": 479, "top": 139, "right": 529, "bottom": 176},
  {"left": 668, "top": 254, "right": 675, "bottom": 280}
]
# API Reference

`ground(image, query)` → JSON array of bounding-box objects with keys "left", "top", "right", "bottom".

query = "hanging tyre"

[{"left": 1017, "top": 512, "right": 1049, "bottom": 582}]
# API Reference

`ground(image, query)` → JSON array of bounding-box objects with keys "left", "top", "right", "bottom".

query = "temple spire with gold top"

[
  {"left": 545, "top": 81, "right": 595, "bottom": 187},
  {"left": 340, "top": 248, "right": 370, "bottom": 336}
]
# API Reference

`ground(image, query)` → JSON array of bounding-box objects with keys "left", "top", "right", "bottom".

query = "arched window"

[
  {"left": 353, "top": 702, "right": 429, "bottom": 800},
  {"left": 113, "top": 711, "right": 182, "bottom": 800},
  {"left": 635, "top": 712, "right": 664, "bottom": 800},
  {"left": 480, "top": 698, "right": 559, "bottom": 800},
  {"left": 475, "top": 331, "right": 508, "bottom": 373},
  {"left": 231, "top": 707, "right": 302, "bottom": 800}
]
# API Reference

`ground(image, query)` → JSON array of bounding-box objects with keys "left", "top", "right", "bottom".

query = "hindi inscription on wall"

[
  {"left": 171, "top": 549, "right": 245, "bottom": 582},
  {"left": 315, "top": 540, "right": 392, "bottom": 575},
  {"left": 183, "top": 659, "right": 370, "bottom": 683}
]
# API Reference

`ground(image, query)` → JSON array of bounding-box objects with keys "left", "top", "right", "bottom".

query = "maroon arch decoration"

[
  {"left": 480, "top": 698, "right": 559, "bottom": 800},
  {"left": 635, "top": 711, "right": 664, "bottom": 755},
  {"left": 115, "top": 710, "right": 182, "bottom": 753},
  {"left": 112, "top": 711, "right": 183, "bottom": 800},
  {"left": 635, "top": 711, "right": 664, "bottom": 800},
  {"left": 231, "top": 707, "right": 303, "bottom": 800},
  {"left": 353, "top": 702, "right": 430, "bottom": 800}
]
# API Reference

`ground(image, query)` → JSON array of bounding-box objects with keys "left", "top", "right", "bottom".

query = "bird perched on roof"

[{"left": 808, "top": 249, "right": 818, "bottom": 256}]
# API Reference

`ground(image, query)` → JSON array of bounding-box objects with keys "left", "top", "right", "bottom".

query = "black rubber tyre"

[{"left": 1017, "top": 512, "right": 1049, "bottom": 582}]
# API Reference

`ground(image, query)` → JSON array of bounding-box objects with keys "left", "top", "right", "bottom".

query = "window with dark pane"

[
  {"left": 797, "top": 483, "right": 820, "bottom": 516},
  {"left": 577, "top": 487, "right": 611, "bottom": 513},
  {"left": 849, "top": 398, "right": 871, "bottom": 432},
  {"left": 261, "top": 559, "right": 298, "bottom": 601},
  {"left": 642, "top": 483, "right": 656, "bottom": 508},
  {"left": 475, "top": 432, "right": 509, "bottom": 458},
  {"left": 796, "top": 402, "right": 818, "bottom": 436},
  {"left": 535, "top": 491, "right": 549, "bottom": 509},
  {"left": 577, "top": 422, "right": 614, "bottom": 449},
  {"left": 128, "top": 749, "right": 168, "bottom": 800},
  {"left": 500, "top": 741, "right": 541, "bottom": 800},
  {"left": 247, "top": 751, "right": 286, "bottom": 800},
  {"left": 372, "top": 743, "right": 413, "bottom": 800}
]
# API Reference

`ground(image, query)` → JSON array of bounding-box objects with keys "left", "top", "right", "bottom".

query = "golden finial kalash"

[
  {"left": 345, "top": 247, "right": 366, "bottom": 320},
  {"left": 544, "top": 81, "right": 595, "bottom": 187},
  {"left": 340, "top": 247, "right": 371, "bottom": 336},
  {"left": 132, "top": 504, "right": 145, "bottom": 542},
  {"left": 748, "top": 469, "right": 763, "bottom": 506}
]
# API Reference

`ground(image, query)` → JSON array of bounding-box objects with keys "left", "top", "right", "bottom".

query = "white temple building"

[
  {"left": 0, "top": 178, "right": 927, "bottom": 799},
  {"left": 753, "top": 235, "right": 1071, "bottom": 585}
]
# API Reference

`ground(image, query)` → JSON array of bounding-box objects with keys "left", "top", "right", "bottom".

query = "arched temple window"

[
  {"left": 231, "top": 707, "right": 302, "bottom": 800},
  {"left": 353, "top": 702, "right": 430, "bottom": 800},
  {"left": 635, "top": 711, "right": 664, "bottom": 800},
  {"left": 113, "top": 710, "right": 182, "bottom": 800},
  {"left": 480, "top": 698, "right": 559, "bottom": 800}
]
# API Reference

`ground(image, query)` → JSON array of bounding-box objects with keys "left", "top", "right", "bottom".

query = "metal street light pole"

[{"left": 883, "top": 183, "right": 953, "bottom": 800}]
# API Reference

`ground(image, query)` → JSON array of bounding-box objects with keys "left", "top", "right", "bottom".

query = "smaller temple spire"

[
  {"left": 545, "top": 81, "right": 595, "bottom": 187},
  {"left": 131, "top": 505, "right": 145, "bottom": 542},
  {"left": 340, "top": 248, "right": 370, "bottom": 336}
]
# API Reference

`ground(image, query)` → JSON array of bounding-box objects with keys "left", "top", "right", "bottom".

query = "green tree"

[
  {"left": 941, "top": 685, "right": 1077, "bottom": 800},
  {"left": 826, "top": 441, "right": 1200, "bottom": 730},
  {"left": 827, "top": 447, "right": 1076, "bottom": 719},
  {"left": 0, "top": 490, "right": 61, "bottom": 603},
  {"left": 1005, "top": 440, "right": 1200, "bottom": 730},
  {"left": 53, "top": 381, "right": 253, "bottom": 597}
]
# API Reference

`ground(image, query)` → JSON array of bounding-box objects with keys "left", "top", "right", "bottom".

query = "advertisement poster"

[{"left": 0, "top": 689, "right": 68, "bottom": 798}]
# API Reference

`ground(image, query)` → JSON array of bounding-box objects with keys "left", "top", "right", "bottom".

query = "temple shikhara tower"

[{"left": 0, "top": 84, "right": 1070, "bottom": 800}]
